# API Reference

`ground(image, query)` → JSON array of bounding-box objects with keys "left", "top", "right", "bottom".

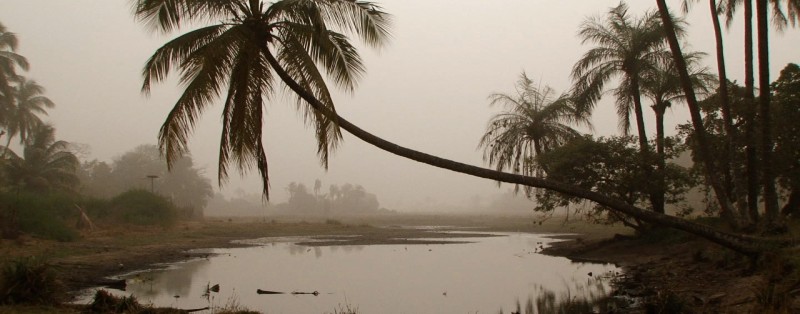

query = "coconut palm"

[
  {"left": 571, "top": 2, "right": 670, "bottom": 153},
  {"left": 0, "top": 22, "right": 30, "bottom": 125},
  {"left": 479, "top": 72, "right": 589, "bottom": 184},
  {"left": 136, "top": 0, "right": 782, "bottom": 254},
  {"left": 2, "top": 124, "right": 79, "bottom": 193},
  {"left": 3, "top": 78, "right": 54, "bottom": 149},
  {"left": 134, "top": 0, "right": 391, "bottom": 198}
]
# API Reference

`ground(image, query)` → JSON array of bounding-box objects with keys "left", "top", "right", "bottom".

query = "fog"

[{"left": 1, "top": 0, "right": 798, "bottom": 212}]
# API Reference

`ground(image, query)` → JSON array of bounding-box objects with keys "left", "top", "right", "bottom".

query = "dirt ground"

[{"left": 2, "top": 213, "right": 791, "bottom": 313}]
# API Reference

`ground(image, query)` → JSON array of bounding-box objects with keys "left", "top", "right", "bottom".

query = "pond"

[{"left": 76, "top": 231, "right": 619, "bottom": 313}]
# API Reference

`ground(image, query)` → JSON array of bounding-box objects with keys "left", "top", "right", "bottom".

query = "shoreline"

[{"left": 3, "top": 213, "right": 771, "bottom": 312}]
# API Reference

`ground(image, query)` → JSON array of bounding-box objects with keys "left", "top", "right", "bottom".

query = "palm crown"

[
  {"left": 479, "top": 72, "right": 590, "bottom": 182},
  {"left": 134, "top": 0, "right": 391, "bottom": 198}
]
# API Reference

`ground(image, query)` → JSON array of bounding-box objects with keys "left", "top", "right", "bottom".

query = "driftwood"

[
  {"left": 256, "top": 289, "right": 320, "bottom": 296},
  {"left": 184, "top": 306, "right": 210, "bottom": 313}
]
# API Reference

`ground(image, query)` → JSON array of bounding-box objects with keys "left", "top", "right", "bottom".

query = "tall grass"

[{"left": 0, "top": 257, "right": 64, "bottom": 305}]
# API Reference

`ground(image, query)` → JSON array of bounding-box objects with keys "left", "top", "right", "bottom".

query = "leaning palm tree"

[
  {"left": 134, "top": 0, "right": 390, "bottom": 199},
  {"left": 0, "top": 22, "right": 30, "bottom": 125},
  {"left": 136, "top": 0, "right": 785, "bottom": 254},
  {"left": 3, "top": 77, "right": 54, "bottom": 149},
  {"left": 2, "top": 124, "right": 79, "bottom": 193},
  {"left": 478, "top": 72, "right": 589, "bottom": 188}
]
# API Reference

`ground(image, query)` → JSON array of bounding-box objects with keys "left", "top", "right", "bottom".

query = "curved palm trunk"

[
  {"left": 756, "top": 0, "right": 781, "bottom": 224},
  {"left": 710, "top": 0, "right": 743, "bottom": 218},
  {"left": 656, "top": 0, "right": 743, "bottom": 228},
  {"left": 744, "top": 0, "right": 760, "bottom": 222},
  {"left": 263, "top": 46, "right": 777, "bottom": 255}
]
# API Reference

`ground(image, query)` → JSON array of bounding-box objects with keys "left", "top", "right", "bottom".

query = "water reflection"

[{"left": 77, "top": 233, "right": 619, "bottom": 313}]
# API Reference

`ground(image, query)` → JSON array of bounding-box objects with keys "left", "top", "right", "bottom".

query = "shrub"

[
  {"left": 0, "top": 257, "right": 64, "bottom": 305},
  {"left": 0, "top": 192, "right": 79, "bottom": 241},
  {"left": 110, "top": 190, "right": 178, "bottom": 227},
  {"left": 88, "top": 290, "right": 141, "bottom": 313}
]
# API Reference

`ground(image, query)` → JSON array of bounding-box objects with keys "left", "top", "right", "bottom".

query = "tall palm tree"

[
  {"left": 640, "top": 52, "right": 715, "bottom": 214},
  {"left": 2, "top": 124, "right": 79, "bottom": 193},
  {"left": 656, "top": 0, "right": 743, "bottom": 227},
  {"left": 478, "top": 72, "right": 590, "bottom": 188},
  {"left": 720, "top": 0, "right": 800, "bottom": 223},
  {"left": 136, "top": 0, "right": 780, "bottom": 254},
  {"left": 572, "top": 2, "right": 673, "bottom": 213},
  {"left": 134, "top": 0, "right": 391, "bottom": 199},
  {"left": 0, "top": 22, "right": 30, "bottom": 125},
  {"left": 571, "top": 2, "right": 670, "bottom": 152},
  {"left": 3, "top": 77, "right": 54, "bottom": 149}
]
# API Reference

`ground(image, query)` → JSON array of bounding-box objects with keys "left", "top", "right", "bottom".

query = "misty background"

[{"left": 0, "top": 0, "right": 797, "bottom": 212}]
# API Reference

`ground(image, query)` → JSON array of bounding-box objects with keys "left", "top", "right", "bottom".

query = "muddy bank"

[{"left": 542, "top": 233, "right": 784, "bottom": 313}]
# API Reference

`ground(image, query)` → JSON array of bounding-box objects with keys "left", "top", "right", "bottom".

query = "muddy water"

[{"left": 77, "top": 232, "right": 618, "bottom": 313}]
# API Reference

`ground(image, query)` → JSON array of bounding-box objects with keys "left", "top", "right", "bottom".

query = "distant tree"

[
  {"left": 2, "top": 124, "right": 79, "bottom": 193},
  {"left": 0, "top": 22, "right": 29, "bottom": 116},
  {"left": 2, "top": 78, "right": 54, "bottom": 149},
  {"left": 478, "top": 72, "right": 589, "bottom": 194},
  {"left": 80, "top": 144, "right": 213, "bottom": 211}
]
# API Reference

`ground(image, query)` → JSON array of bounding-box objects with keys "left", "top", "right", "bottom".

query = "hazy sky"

[{"left": 1, "top": 1, "right": 798, "bottom": 211}]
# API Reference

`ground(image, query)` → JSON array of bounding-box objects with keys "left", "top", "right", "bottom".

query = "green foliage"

[
  {"left": 0, "top": 191, "right": 78, "bottom": 241},
  {"left": 110, "top": 190, "right": 178, "bottom": 227},
  {"left": 535, "top": 135, "right": 695, "bottom": 227},
  {"left": 0, "top": 257, "right": 64, "bottom": 305}
]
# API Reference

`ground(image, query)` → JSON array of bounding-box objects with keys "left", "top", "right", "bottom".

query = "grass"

[{"left": 0, "top": 257, "right": 64, "bottom": 305}]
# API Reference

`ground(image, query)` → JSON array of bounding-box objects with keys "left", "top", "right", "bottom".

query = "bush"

[
  {"left": 88, "top": 290, "right": 141, "bottom": 313},
  {"left": 110, "top": 190, "right": 178, "bottom": 227},
  {"left": 0, "top": 192, "right": 79, "bottom": 241},
  {"left": 0, "top": 257, "right": 64, "bottom": 305}
]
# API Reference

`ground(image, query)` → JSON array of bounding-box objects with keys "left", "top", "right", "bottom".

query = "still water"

[{"left": 77, "top": 232, "right": 618, "bottom": 313}]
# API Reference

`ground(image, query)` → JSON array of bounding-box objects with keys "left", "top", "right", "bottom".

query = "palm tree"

[
  {"left": 478, "top": 72, "right": 589, "bottom": 189},
  {"left": 640, "top": 51, "right": 715, "bottom": 214},
  {"left": 720, "top": 0, "right": 800, "bottom": 224},
  {"left": 3, "top": 78, "right": 54, "bottom": 149},
  {"left": 134, "top": 0, "right": 391, "bottom": 199},
  {"left": 136, "top": 0, "right": 782, "bottom": 254},
  {"left": 0, "top": 22, "right": 30, "bottom": 125},
  {"left": 656, "top": 0, "right": 743, "bottom": 227},
  {"left": 2, "top": 124, "right": 79, "bottom": 193},
  {"left": 571, "top": 2, "right": 673, "bottom": 214},
  {"left": 571, "top": 2, "right": 669, "bottom": 152}
]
